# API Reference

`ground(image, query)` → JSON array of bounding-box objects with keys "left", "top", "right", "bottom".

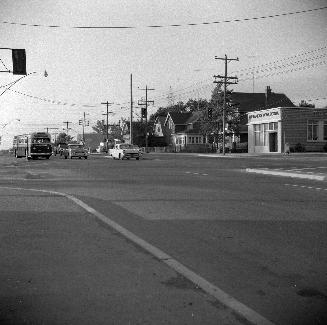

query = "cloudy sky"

[{"left": 1, "top": 0, "right": 326, "bottom": 148}]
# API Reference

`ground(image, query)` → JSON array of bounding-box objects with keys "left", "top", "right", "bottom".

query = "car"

[
  {"left": 109, "top": 143, "right": 141, "bottom": 160},
  {"left": 64, "top": 143, "right": 88, "bottom": 159}
]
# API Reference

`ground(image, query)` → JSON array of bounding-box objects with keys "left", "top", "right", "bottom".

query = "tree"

[
  {"left": 92, "top": 120, "right": 106, "bottom": 134},
  {"left": 199, "top": 83, "right": 240, "bottom": 146},
  {"left": 91, "top": 120, "right": 123, "bottom": 143},
  {"left": 55, "top": 132, "right": 74, "bottom": 145},
  {"left": 299, "top": 100, "right": 315, "bottom": 108}
]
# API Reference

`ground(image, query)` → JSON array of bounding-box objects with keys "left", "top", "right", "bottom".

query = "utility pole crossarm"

[{"left": 215, "top": 56, "right": 239, "bottom": 62}]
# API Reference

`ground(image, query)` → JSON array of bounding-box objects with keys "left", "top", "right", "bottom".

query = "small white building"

[{"left": 247, "top": 107, "right": 327, "bottom": 153}]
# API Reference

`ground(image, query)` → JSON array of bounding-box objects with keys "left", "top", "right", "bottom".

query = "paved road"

[{"left": 0, "top": 153, "right": 326, "bottom": 325}]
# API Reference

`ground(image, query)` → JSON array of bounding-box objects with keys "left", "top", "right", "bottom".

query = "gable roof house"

[
  {"left": 164, "top": 111, "right": 208, "bottom": 152},
  {"left": 230, "top": 86, "right": 295, "bottom": 142},
  {"left": 150, "top": 115, "right": 168, "bottom": 146}
]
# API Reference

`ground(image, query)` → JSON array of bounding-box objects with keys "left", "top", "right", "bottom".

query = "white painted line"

[
  {"left": 246, "top": 168, "right": 325, "bottom": 181},
  {"left": 0, "top": 185, "right": 275, "bottom": 325}
]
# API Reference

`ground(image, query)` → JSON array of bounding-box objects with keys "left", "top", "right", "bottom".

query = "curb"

[{"left": 245, "top": 168, "right": 326, "bottom": 181}]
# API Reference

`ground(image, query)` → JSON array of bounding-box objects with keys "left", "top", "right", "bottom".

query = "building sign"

[{"left": 248, "top": 108, "right": 281, "bottom": 124}]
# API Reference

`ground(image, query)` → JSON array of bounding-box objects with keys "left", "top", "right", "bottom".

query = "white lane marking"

[
  {"left": 185, "top": 171, "right": 209, "bottom": 176},
  {"left": 0, "top": 185, "right": 275, "bottom": 325},
  {"left": 284, "top": 184, "right": 327, "bottom": 191},
  {"left": 246, "top": 168, "right": 325, "bottom": 181}
]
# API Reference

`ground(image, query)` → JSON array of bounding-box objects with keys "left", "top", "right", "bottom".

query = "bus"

[{"left": 13, "top": 132, "right": 53, "bottom": 160}]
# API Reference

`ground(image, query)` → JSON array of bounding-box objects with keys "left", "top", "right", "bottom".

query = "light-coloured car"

[
  {"left": 64, "top": 144, "right": 88, "bottom": 159},
  {"left": 109, "top": 143, "right": 141, "bottom": 160}
]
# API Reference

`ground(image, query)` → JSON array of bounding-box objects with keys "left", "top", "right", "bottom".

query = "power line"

[
  {"left": 2, "top": 6, "right": 326, "bottom": 30},
  {"left": 4, "top": 50, "right": 327, "bottom": 111}
]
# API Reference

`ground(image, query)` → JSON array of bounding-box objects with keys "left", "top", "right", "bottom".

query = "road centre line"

[
  {"left": 284, "top": 184, "right": 327, "bottom": 191},
  {"left": 0, "top": 185, "right": 275, "bottom": 325},
  {"left": 185, "top": 171, "right": 208, "bottom": 176}
]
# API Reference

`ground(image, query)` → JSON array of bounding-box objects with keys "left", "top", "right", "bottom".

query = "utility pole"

[
  {"left": 62, "top": 121, "right": 72, "bottom": 135},
  {"left": 130, "top": 74, "right": 133, "bottom": 144},
  {"left": 214, "top": 54, "right": 238, "bottom": 155},
  {"left": 44, "top": 127, "right": 58, "bottom": 144},
  {"left": 138, "top": 85, "right": 154, "bottom": 150},
  {"left": 79, "top": 112, "right": 89, "bottom": 143},
  {"left": 101, "top": 101, "right": 113, "bottom": 152}
]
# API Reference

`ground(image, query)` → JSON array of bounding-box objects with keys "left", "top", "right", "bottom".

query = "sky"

[{"left": 1, "top": 0, "right": 327, "bottom": 149}]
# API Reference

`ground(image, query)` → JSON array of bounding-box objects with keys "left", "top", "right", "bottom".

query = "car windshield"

[
  {"left": 69, "top": 144, "right": 84, "bottom": 149},
  {"left": 120, "top": 144, "right": 138, "bottom": 149}
]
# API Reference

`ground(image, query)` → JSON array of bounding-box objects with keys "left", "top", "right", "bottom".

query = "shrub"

[{"left": 294, "top": 143, "right": 305, "bottom": 152}]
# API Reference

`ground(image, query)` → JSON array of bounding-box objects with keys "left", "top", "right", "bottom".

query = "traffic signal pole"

[{"left": 138, "top": 85, "right": 154, "bottom": 150}]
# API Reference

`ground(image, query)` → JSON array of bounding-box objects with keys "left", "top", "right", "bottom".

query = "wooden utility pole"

[
  {"left": 101, "top": 101, "right": 113, "bottom": 152},
  {"left": 138, "top": 85, "right": 154, "bottom": 150},
  {"left": 79, "top": 112, "right": 89, "bottom": 143},
  {"left": 214, "top": 55, "right": 238, "bottom": 155},
  {"left": 130, "top": 74, "right": 133, "bottom": 144}
]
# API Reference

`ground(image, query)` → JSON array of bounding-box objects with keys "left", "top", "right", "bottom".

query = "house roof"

[
  {"left": 155, "top": 115, "right": 166, "bottom": 126},
  {"left": 166, "top": 112, "right": 193, "bottom": 125},
  {"left": 185, "top": 111, "right": 202, "bottom": 124},
  {"left": 231, "top": 92, "right": 295, "bottom": 113}
]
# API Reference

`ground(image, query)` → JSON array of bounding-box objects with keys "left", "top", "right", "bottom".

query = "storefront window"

[
  {"left": 263, "top": 123, "right": 269, "bottom": 146},
  {"left": 254, "top": 124, "right": 263, "bottom": 146},
  {"left": 307, "top": 120, "right": 318, "bottom": 141}
]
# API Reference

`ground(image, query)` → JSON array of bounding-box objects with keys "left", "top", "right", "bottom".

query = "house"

[
  {"left": 231, "top": 86, "right": 295, "bottom": 143},
  {"left": 164, "top": 111, "right": 207, "bottom": 151},
  {"left": 151, "top": 115, "right": 168, "bottom": 146}
]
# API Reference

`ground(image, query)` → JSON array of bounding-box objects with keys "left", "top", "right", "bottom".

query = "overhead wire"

[
  {"left": 1, "top": 6, "right": 326, "bottom": 30},
  {"left": 4, "top": 45, "right": 327, "bottom": 113}
]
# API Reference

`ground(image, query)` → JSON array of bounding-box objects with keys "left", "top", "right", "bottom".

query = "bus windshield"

[{"left": 32, "top": 137, "right": 50, "bottom": 144}]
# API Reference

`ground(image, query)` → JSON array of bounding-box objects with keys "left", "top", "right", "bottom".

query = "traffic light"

[
  {"left": 79, "top": 120, "right": 83, "bottom": 125},
  {"left": 12, "top": 49, "right": 26, "bottom": 75},
  {"left": 207, "top": 107, "right": 213, "bottom": 119},
  {"left": 141, "top": 107, "right": 147, "bottom": 119}
]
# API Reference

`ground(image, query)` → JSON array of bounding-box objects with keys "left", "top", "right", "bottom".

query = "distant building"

[{"left": 164, "top": 111, "right": 207, "bottom": 151}]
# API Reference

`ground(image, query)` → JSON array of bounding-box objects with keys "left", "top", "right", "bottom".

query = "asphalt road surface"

[{"left": 0, "top": 152, "right": 326, "bottom": 325}]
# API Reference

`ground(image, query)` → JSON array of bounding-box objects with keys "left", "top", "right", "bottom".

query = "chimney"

[{"left": 265, "top": 86, "right": 271, "bottom": 108}]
